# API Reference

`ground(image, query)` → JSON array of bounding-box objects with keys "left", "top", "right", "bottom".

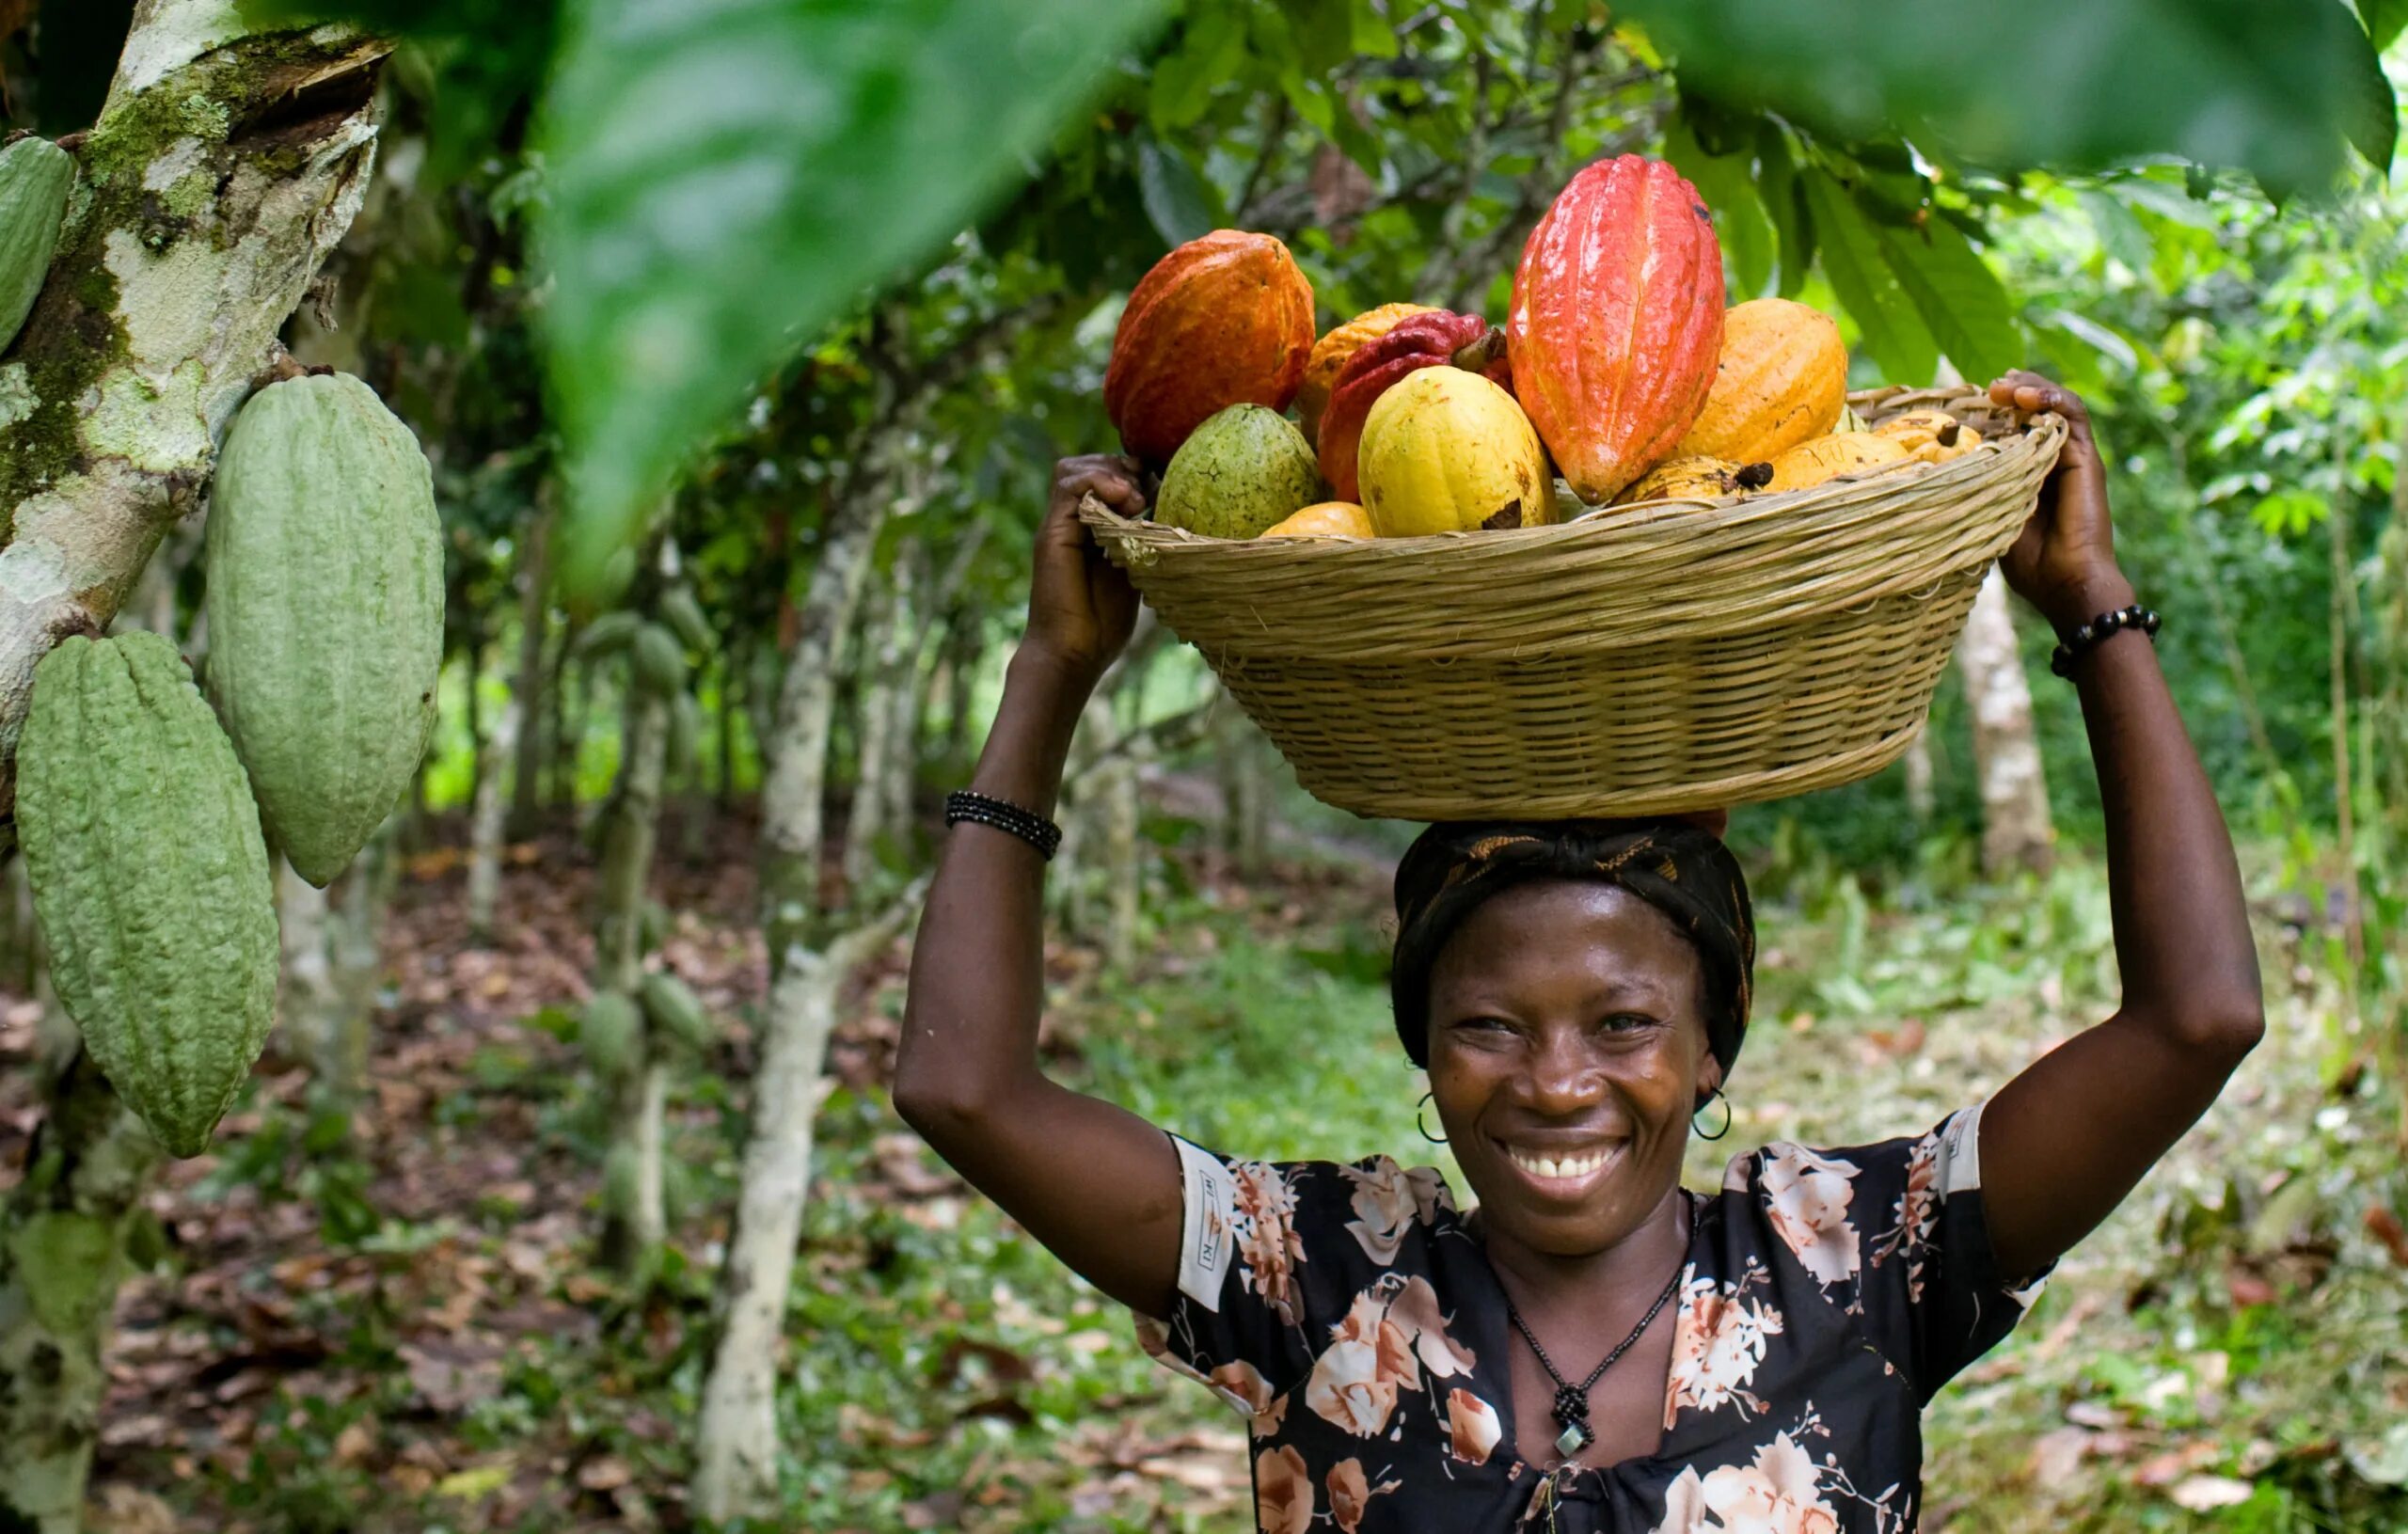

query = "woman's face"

[{"left": 1423, "top": 879, "right": 1722, "bottom": 1258}]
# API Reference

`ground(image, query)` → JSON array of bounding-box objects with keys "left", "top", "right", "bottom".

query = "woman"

[{"left": 895, "top": 372, "right": 2264, "bottom": 1532}]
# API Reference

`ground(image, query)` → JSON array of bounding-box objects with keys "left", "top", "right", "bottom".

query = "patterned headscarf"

[{"left": 1388, "top": 818, "right": 1755, "bottom": 1088}]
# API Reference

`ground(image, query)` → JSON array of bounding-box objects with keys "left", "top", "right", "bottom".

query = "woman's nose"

[{"left": 1520, "top": 1031, "right": 1601, "bottom": 1115}]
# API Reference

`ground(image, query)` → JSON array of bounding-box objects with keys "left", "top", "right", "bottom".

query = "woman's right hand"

[{"left": 1023, "top": 455, "right": 1147, "bottom": 689}]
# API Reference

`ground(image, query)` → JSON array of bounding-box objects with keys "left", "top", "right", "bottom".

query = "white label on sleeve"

[{"left": 1171, "top": 1134, "right": 1236, "bottom": 1314}]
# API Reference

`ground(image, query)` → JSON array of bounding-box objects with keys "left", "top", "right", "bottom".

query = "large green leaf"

[
  {"left": 2360, "top": 0, "right": 2408, "bottom": 52},
  {"left": 1874, "top": 214, "right": 2024, "bottom": 386},
  {"left": 1800, "top": 169, "right": 1936, "bottom": 387},
  {"left": 1618, "top": 0, "right": 2395, "bottom": 188},
  {"left": 539, "top": 0, "right": 1174, "bottom": 603},
  {"left": 1755, "top": 125, "right": 1814, "bottom": 300},
  {"left": 1663, "top": 113, "right": 1774, "bottom": 300}
]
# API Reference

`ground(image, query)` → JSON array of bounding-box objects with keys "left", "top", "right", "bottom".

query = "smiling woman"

[{"left": 895, "top": 374, "right": 2268, "bottom": 1534}]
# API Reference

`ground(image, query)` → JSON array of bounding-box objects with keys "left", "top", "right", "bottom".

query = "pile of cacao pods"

[
  {"left": 6, "top": 126, "right": 448, "bottom": 1158},
  {"left": 1101, "top": 154, "right": 1982, "bottom": 544}
]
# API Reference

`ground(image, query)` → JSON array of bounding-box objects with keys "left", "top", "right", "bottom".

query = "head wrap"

[{"left": 1388, "top": 818, "right": 1755, "bottom": 1088}]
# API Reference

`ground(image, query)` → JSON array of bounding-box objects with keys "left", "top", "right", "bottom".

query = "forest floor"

[{"left": 25, "top": 799, "right": 2408, "bottom": 1534}]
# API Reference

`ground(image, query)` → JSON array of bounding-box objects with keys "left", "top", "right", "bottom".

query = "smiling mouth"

[{"left": 1496, "top": 1140, "right": 1625, "bottom": 1189}]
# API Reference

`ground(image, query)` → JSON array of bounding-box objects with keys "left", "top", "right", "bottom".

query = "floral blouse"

[{"left": 1131, "top": 1102, "right": 2052, "bottom": 1533}]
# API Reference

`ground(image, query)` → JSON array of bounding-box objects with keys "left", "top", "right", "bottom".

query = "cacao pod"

[
  {"left": 17, "top": 633, "right": 279, "bottom": 1158},
  {"left": 576, "top": 611, "right": 643, "bottom": 658},
  {"left": 205, "top": 372, "right": 442, "bottom": 887},
  {"left": 660, "top": 587, "right": 715, "bottom": 653},
  {"left": 630, "top": 623, "right": 688, "bottom": 697},
  {"left": 600, "top": 1144, "right": 642, "bottom": 1223},
  {"left": 0, "top": 135, "right": 73, "bottom": 353},
  {"left": 1610, "top": 456, "right": 1774, "bottom": 507},
  {"left": 581, "top": 990, "right": 642, "bottom": 1081},
  {"left": 1874, "top": 408, "right": 1983, "bottom": 465},
  {"left": 1764, "top": 433, "right": 1913, "bottom": 494},
  {"left": 1356, "top": 368, "right": 1553, "bottom": 537},
  {"left": 1104, "top": 229, "right": 1315, "bottom": 467},
  {"left": 1508, "top": 155, "right": 1725, "bottom": 503},
  {"left": 1295, "top": 303, "right": 1437, "bottom": 443},
  {"left": 639, "top": 897, "right": 673, "bottom": 951},
  {"left": 1154, "top": 404, "right": 1323, "bottom": 539},
  {"left": 1259, "top": 500, "right": 1376, "bottom": 539},
  {"left": 640, "top": 971, "right": 715, "bottom": 1053},
  {"left": 1318, "top": 311, "right": 1511, "bottom": 503},
  {"left": 1671, "top": 299, "right": 1847, "bottom": 465}
]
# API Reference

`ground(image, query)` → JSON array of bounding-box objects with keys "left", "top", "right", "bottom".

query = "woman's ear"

[{"left": 1694, "top": 1049, "right": 1725, "bottom": 1109}]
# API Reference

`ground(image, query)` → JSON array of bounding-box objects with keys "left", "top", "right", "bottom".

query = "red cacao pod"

[
  {"left": 1316, "top": 310, "right": 1510, "bottom": 503},
  {"left": 1508, "top": 155, "right": 1725, "bottom": 503},
  {"left": 1104, "top": 229, "right": 1315, "bottom": 467}
]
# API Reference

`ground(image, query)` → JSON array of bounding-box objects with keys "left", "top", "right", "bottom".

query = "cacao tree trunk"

[
  {"left": 842, "top": 558, "right": 906, "bottom": 893},
  {"left": 717, "top": 643, "right": 741, "bottom": 810},
  {"left": 463, "top": 621, "right": 486, "bottom": 811},
  {"left": 1903, "top": 721, "right": 1935, "bottom": 826},
  {"left": 550, "top": 619, "right": 582, "bottom": 808},
  {"left": 467, "top": 694, "right": 521, "bottom": 942},
  {"left": 594, "top": 690, "right": 672, "bottom": 1274},
  {"left": 940, "top": 618, "right": 980, "bottom": 774},
  {"left": 1956, "top": 566, "right": 2053, "bottom": 878},
  {"left": 508, "top": 501, "right": 554, "bottom": 837}
]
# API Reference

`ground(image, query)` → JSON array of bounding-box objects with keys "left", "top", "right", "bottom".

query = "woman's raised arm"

[
  {"left": 1971, "top": 373, "right": 2266, "bottom": 1284},
  {"left": 893, "top": 456, "right": 1186, "bottom": 1319}
]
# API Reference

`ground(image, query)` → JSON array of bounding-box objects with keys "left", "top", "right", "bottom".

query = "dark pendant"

[{"left": 1551, "top": 1385, "right": 1591, "bottom": 1457}]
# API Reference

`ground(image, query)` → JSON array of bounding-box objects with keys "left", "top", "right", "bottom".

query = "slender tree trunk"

[
  {"left": 941, "top": 619, "right": 980, "bottom": 773},
  {"left": 467, "top": 694, "right": 521, "bottom": 942},
  {"left": 508, "top": 502, "right": 555, "bottom": 836},
  {"left": 1902, "top": 722, "right": 1935, "bottom": 826},
  {"left": 717, "top": 642, "right": 741, "bottom": 810},
  {"left": 2329, "top": 474, "right": 2366, "bottom": 1037},
  {"left": 550, "top": 620, "right": 581, "bottom": 809},
  {"left": 594, "top": 691, "right": 672, "bottom": 1274},
  {"left": 1955, "top": 566, "right": 2053, "bottom": 878},
  {"left": 842, "top": 560, "right": 905, "bottom": 893},
  {"left": 881, "top": 548, "right": 934, "bottom": 856}
]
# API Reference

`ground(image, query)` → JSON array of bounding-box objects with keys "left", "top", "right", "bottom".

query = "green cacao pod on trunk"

[
  {"left": 659, "top": 587, "right": 714, "bottom": 654},
  {"left": 0, "top": 135, "right": 74, "bottom": 352},
  {"left": 629, "top": 623, "right": 688, "bottom": 698},
  {"left": 17, "top": 633, "right": 279, "bottom": 1157},
  {"left": 581, "top": 990, "right": 642, "bottom": 1081},
  {"left": 639, "top": 971, "right": 714, "bottom": 1053},
  {"left": 576, "top": 611, "right": 642, "bottom": 659},
  {"left": 205, "top": 373, "right": 443, "bottom": 888}
]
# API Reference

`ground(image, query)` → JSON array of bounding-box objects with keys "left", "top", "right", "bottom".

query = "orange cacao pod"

[
  {"left": 1874, "top": 408, "right": 1983, "bottom": 464},
  {"left": 1610, "top": 455, "right": 1773, "bottom": 507},
  {"left": 1508, "top": 155, "right": 1725, "bottom": 503},
  {"left": 1296, "top": 303, "right": 1437, "bottom": 443},
  {"left": 1317, "top": 310, "right": 1510, "bottom": 503},
  {"left": 1671, "top": 299, "right": 1847, "bottom": 465},
  {"left": 1104, "top": 229, "right": 1315, "bottom": 467},
  {"left": 1764, "top": 433, "right": 1911, "bottom": 494}
]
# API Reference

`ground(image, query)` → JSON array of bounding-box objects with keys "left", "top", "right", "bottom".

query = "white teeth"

[{"left": 1505, "top": 1147, "right": 1611, "bottom": 1180}]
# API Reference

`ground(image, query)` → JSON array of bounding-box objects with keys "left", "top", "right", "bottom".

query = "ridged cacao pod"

[
  {"left": 1318, "top": 311, "right": 1511, "bottom": 504},
  {"left": 206, "top": 373, "right": 442, "bottom": 888},
  {"left": 640, "top": 971, "right": 714, "bottom": 1053},
  {"left": 1154, "top": 404, "right": 1323, "bottom": 539},
  {"left": 582, "top": 991, "right": 642, "bottom": 1081},
  {"left": 1610, "top": 456, "right": 1774, "bottom": 507},
  {"left": 629, "top": 623, "right": 688, "bottom": 697},
  {"left": 1356, "top": 369, "right": 1553, "bottom": 538},
  {"left": 1103, "top": 229, "right": 1315, "bottom": 467},
  {"left": 1671, "top": 299, "right": 1847, "bottom": 465},
  {"left": 1875, "top": 408, "right": 1983, "bottom": 465},
  {"left": 1508, "top": 155, "right": 1725, "bottom": 503},
  {"left": 1764, "top": 433, "right": 1912, "bottom": 494},
  {"left": 17, "top": 633, "right": 279, "bottom": 1158},
  {"left": 0, "top": 136, "right": 73, "bottom": 353},
  {"left": 577, "top": 611, "right": 643, "bottom": 659},
  {"left": 1259, "top": 500, "right": 1375, "bottom": 539},
  {"left": 660, "top": 587, "right": 715, "bottom": 653},
  {"left": 1295, "top": 303, "right": 1437, "bottom": 443}
]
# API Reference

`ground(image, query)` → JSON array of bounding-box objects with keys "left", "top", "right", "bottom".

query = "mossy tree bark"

[
  {"left": 0, "top": 6, "right": 388, "bottom": 1527},
  {"left": 1956, "top": 566, "right": 2053, "bottom": 878},
  {"left": 507, "top": 500, "right": 555, "bottom": 837},
  {"left": 594, "top": 687, "right": 671, "bottom": 1275}
]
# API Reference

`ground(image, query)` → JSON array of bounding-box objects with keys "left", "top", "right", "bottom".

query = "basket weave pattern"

[{"left": 1079, "top": 387, "right": 2066, "bottom": 820}]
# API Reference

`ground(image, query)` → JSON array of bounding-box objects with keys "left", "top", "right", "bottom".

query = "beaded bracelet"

[
  {"left": 2050, "top": 603, "right": 2161, "bottom": 678},
  {"left": 943, "top": 789, "right": 1063, "bottom": 861}
]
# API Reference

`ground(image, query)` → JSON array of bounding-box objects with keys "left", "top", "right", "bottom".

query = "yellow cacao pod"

[
  {"left": 1671, "top": 299, "right": 1847, "bottom": 465},
  {"left": 1764, "top": 433, "right": 1913, "bottom": 494},
  {"left": 1874, "top": 408, "right": 1983, "bottom": 464},
  {"left": 1295, "top": 303, "right": 1437, "bottom": 443},
  {"left": 1259, "top": 500, "right": 1376, "bottom": 539},
  {"left": 1611, "top": 456, "right": 1774, "bottom": 507},
  {"left": 1356, "top": 369, "right": 1553, "bottom": 537}
]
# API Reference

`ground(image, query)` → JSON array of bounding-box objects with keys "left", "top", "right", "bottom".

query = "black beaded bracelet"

[
  {"left": 943, "top": 789, "right": 1062, "bottom": 861},
  {"left": 2050, "top": 603, "right": 2161, "bottom": 678}
]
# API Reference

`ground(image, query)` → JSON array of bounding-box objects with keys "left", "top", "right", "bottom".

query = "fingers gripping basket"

[{"left": 1078, "top": 387, "right": 2066, "bottom": 821}]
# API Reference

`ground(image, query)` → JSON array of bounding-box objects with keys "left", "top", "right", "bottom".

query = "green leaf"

[
  {"left": 1801, "top": 168, "right": 1937, "bottom": 387},
  {"left": 2336, "top": 10, "right": 2400, "bottom": 170},
  {"left": 538, "top": 0, "right": 1175, "bottom": 604},
  {"left": 2076, "top": 188, "right": 2154, "bottom": 275},
  {"left": 1662, "top": 113, "right": 1774, "bottom": 300},
  {"left": 1149, "top": 7, "right": 1249, "bottom": 133},
  {"left": 1619, "top": 0, "right": 2393, "bottom": 191},
  {"left": 1873, "top": 213, "right": 2024, "bottom": 385},
  {"left": 1136, "top": 138, "right": 1227, "bottom": 249},
  {"left": 2360, "top": 0, "right": 2408, "bottom": 53},
  {"left": 1756, "top": 124, "right": 1814, "bottom": 299},
  {"left": 1351, "top": 0, "right": 1401, "bottom": 58},
  {"left": 1282, "top": 0, "right": 1353, "bottom": 76}
]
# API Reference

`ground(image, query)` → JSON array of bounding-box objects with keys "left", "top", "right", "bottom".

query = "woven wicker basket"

[{"left": 1078, "top": 386, "right": 2065, "bottom": 821}]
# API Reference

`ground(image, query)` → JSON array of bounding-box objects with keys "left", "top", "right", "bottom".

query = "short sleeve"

[
  {"left": 1738, "top": 1100, "right": 2053, "bottom": 1403},
  {"left": 1127, "top": 1133, "right": 1455, "bottom": 1420}
]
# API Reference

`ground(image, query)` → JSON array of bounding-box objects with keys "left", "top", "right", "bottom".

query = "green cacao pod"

[
  {"left": 17, "top": 633, "right": 279, "bottom": 1158},
  {"left": 0, "top": 136, "right": 73, "bottom": 353},
  {"left": 629, "top": 623, "right": 687, "bottom": 698},
  {"left": 576, "top": 611, "right": 642, "bottom": 659},
  {"left": 600, "top": 1144, "right": 642, "bottom": 1223},
  {"left": 638, "top": 897, "right": 673, "bottom": 951},
  {"left": 581, "top": 990, "right": 642, "bottom": 1081},
  {"left": 204, "top": 372, "right": 443, "bottom": 888},
  {"left": 660, "top": 587, "right": 714, "bottom": 653},
  {"left": 639, "top": 971, "right": 714, "bottom": 1054}
]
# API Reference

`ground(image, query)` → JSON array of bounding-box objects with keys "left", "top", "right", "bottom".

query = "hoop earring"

[
  {"left": 1416, "top": 1091, "right": 1449, "bottom": 1145},
  {"left": 1692, "top": 1087, "right": 1733, "bottom": 1142}
]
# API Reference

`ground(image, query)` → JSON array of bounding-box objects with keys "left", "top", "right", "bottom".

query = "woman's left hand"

[{"left": 1986, "top": 371, "right": 2133, "bottom": 629}]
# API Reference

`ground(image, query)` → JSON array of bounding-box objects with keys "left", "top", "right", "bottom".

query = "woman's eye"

[
  {"left": 1598, "top": 1013, "right": 1656, "bottom": 1033},
  {"left": 1457, "top": 1016, "right": 1513, "bottom": 1034}
]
